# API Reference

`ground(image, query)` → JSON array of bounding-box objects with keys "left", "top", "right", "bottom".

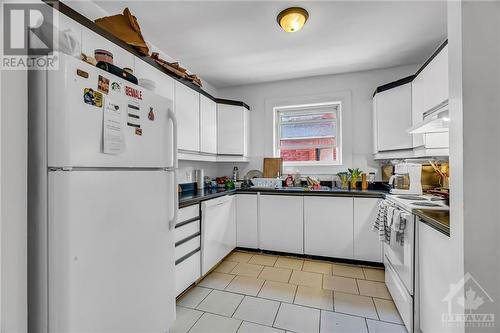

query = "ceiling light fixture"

[{"left": 277, "top": 7, "right": 309, "bottom": 33}]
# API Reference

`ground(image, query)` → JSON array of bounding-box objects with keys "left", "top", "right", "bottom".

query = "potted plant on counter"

[
  {"left": 337, "top": 172, "right": 349, "bottom": 190},
  {"left": 348, "top": 168, "right": 362, "bottom": 190}
]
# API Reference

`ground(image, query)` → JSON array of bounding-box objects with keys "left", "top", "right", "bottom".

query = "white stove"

[
  {"left": 386, "top": 194, "right": 449, "bottom": 212},
  {"left": 382, "top": 193, "right": 448, "bottom": 333}
]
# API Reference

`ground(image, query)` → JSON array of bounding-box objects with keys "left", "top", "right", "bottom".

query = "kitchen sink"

[{"left": 278, "top": 187, "right": 306, "bottom": 191}]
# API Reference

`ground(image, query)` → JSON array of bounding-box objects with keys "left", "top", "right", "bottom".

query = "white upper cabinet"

[
  {"left": 353, "top": 198, "right": 383, "bottom": 263},
  {"left": 175, "top": 82, "right": 200, "bottom": 152},
  {"left": 259, "top": 195, "right": 303, "bottom": 254},
  {"left": 134, "top": 58, "right": 174, "bottom": 101},
  {"left": 81, "top": 27, "right": 134, "bottom": 71},
  {"left": 373, "top": 83, "right": 413, "bottom": 152},
  {"left": 200, "top": 95, "right": 217, "bottom": 154},
  {"left": 419, "top": 44, "right": 449, "bottom": 113},
  {"left": 411, "top": 74, "right": 425, "bottom": 148},
  {"left": 304, "top": 197, "right": 354, "bottom": 259},
  {"left": 217, "top": 104, "right": 249, "bottom": 156}
]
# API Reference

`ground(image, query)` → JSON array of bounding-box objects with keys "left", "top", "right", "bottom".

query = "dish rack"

[{"left": 250, "top": 178, "right": 283, "bottom": 189}]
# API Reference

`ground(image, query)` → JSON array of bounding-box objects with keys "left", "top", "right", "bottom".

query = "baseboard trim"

[{"left": 235, "top": 247, "right": 384, "bottom": 268}]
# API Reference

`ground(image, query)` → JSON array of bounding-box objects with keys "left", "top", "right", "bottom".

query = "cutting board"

[{"left": 263, "top": 158, "right": 283, "bottom": 178}]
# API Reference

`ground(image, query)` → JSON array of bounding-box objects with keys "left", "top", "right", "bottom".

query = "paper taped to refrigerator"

[{"left": 103, "top": 98, "right": 124, "bottom": 154}]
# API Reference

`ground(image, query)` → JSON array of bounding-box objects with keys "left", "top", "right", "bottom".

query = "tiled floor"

[{"left": 173, "top": 250, "right": 408, "bottom": 333}]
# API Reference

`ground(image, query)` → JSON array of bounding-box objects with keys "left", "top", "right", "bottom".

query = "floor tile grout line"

[
  {"left": 364, "top": 317, "right": 370, "bottom": 333},
  {"left": 194, "top": 288, "right": 214, "bottom": 308},
  {"left": 230, "top": 295, "right": 247, "bottom": 318},
  {"left": 235, "top": 319, "right": 244, "bottom": 333},
  {"left": 271, "top": 302, "right": 282, "bottom": 328},
  {"left": 371, "top": 296, "right": 381, "bottom": 321},
  {"left": 185, "top": 310, "right": 206, "bottom": 333}
]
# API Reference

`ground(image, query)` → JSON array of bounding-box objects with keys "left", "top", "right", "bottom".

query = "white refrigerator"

[{"left": 28, "top": 53, "right": 178, "bottom": 333}]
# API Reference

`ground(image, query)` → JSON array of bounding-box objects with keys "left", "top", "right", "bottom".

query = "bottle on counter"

[
  {"left": 361, "top": 173, "right": 368, "bottom": 190},
  {"left": 232, "top": 166, "right": 239, "bottom": 181},
  {"left": 368, "top": 172, "right": 375, "bottom": 190}
]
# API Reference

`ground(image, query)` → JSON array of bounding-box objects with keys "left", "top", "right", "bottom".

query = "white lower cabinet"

[
  {"left": 175, "top": 251, "right": 201, "bottom": 297},
  {"left": 418, "top": 221, "right": 455, "bottom": 333},
  {"left": 175, "top": 205, "right": 201, "bottom": 297},
  {"left": 304, "top": 197, "right": 354, "bottom": 259},
  {"left": 236, "top": 194, "right": 258, "bottom": 249},
  {"left": 353, "top": 198, "right": 383, "bottom": 262},
  {"left": 259, "top": 195, "right": 303, "bottom": 254}
]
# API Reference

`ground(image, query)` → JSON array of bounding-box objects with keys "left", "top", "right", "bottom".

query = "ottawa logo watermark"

[
  {"left": 442, "top": 272, "right": 495, "bottom": 329},
  {"left": 1, "top": 1, "right": 59, "bottom": 70}
]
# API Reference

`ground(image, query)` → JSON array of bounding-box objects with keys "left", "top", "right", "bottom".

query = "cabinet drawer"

[
  {"left": 178, "top": 204, "right": 199, "bottom": 223},
  {"left": 175, "top": 220, "right": 200, "bottom": 244},
  {"left": 175, "top": 250, "right": 201, "bottom": 296},
  {"left": 175, "top": 235, "right": 200, "bottom": 261}
]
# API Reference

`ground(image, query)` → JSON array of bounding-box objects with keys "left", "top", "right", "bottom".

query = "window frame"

[{"left": 274, "top": 101, "right": 343, "bottom": 166}]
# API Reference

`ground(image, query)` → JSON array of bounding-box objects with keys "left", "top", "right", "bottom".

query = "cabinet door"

[
  {"left": 81, "top": 27, "right": 134, "bottom": 71},
  {"left": 175, "top": 82, "right": 200, "bottom": 152},
  {"left": 304, "top": 197, "right": 353, "bottom": 259},
  {"left": 421, "top": 45, "right": 448, "bottom": 113},
  {"left": 411, "top": 75, "right": 425, "bottom": 148},
  {"left": 200, "top": 94, "right": 217, "bottom": 154},
  {"left": 259, "top": 195, "right": 303, "bottom": 254},
  {"left": 236, "top": 194, "right": 258, "bottom": 249},
  {"left": 372, "top": 97, "right": 379, "bottom": 154},
  {"left": 353, "top": 198, "right": 383, "bottom": 262},
  {"left": 217, "top": 104, "right": 244, "bottom": 155},
  {"left": 134, "top": 57, "right": 174, "bottom": 101},
  {"left": 243, "top": 108, "right": 250, "bottom": 157},
  {"left": 375, "top": 83, "right": 413, "bottom": 151},
  {"left": 419, "top": 221, "right": 455, "bottom": 333}
]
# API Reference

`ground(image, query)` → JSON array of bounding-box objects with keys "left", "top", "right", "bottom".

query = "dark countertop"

[
  {"left": 179, "top": 188, "right": 237, "bottom": 208},
  {"left": 238, "top": 187, "right": 387, "bottom": 198},
  {"left": 414, "top": 209, "right": 450, "bottom": 236},
  {"left": 179, "top": 187, "right": 387, "bottom": 208},
  {"left": 179, "top": 186, "right": 451, "bottom": 238}
]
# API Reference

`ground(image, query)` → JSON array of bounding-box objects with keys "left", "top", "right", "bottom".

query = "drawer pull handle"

[{"left": 175, "top": 232, "right": 201, "bottom": 247}]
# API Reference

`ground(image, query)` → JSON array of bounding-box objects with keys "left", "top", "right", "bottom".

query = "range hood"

[{"left": 408, "top": 100, "right": 449, "bottom": 134}]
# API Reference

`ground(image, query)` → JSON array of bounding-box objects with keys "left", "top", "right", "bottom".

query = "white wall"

[
  {"left": 218, "top": 65, "right": 417, "bottom": 179},
  {"left": 0, "top": 70, "right": 28, "bottom": 333},
  {"left": 448, "top": 2, "right": 499, "bottom": 332}
]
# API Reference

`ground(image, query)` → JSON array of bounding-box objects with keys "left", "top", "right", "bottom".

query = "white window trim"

[{"left": 273, "top": 101, "right": 343, "bottom": 166}]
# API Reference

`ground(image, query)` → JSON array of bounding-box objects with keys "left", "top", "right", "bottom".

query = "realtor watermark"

[
  {"left": 442, "top": 272, "right": 495, "bottom": 329},
  {"left": 1, "top": 1, "right": 58, "bottom": 69}
]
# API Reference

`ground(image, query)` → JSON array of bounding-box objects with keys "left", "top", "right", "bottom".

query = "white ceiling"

[{"left": 95, "top": 1, "right": 447, "bottom": 88}]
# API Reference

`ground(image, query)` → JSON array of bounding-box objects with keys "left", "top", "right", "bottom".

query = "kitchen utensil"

[{"left": 263, "top": 158, "right": 283, "bottom": 178}]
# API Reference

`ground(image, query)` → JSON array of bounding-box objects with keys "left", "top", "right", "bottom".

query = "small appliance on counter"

[{"left": 388, "top": 163, "right": 422, "bottom": 195}]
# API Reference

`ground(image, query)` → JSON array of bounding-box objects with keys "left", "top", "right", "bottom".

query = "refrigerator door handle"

[
  {"left": 167, "top": 107, "right": 178, "bottom": 230},
  {"left": 168, "top": 168, "right": 178, "bottom": 230},
  {"left": 167, "top": 108, "right": 178, "bottom": 169}
]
